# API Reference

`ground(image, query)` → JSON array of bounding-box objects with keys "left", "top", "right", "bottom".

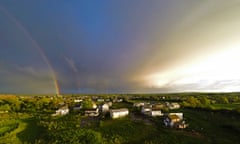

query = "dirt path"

[{"left": 130, "top": 113, "right": 155, "bottom": 125}]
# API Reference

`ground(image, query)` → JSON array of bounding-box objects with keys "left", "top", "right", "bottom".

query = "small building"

[
  {"left": 133, "top": 102, "right": 145, "bottom": 107},
  {"left": 107, "top": 101, "right": 113, "bottom": 107},
  {"left": 92, "top": 103, "right": 98, "bottom": 109},
  {"left": 53, "top": 106, "right": 69, "bottom": 116},
  {"left": 152, "top": 103, "right": 165, "bottom": 109},
  {"left": 110, "top": 108, "right": 129, "bottom": 119},
  {"left": 164, "top": 114, "right": 181, "bottom": 127},
  {"left": 169, "top": 113, "right": 183, "bottom": 119},
  {"left": 73, "top": 104, "right": 82, "bottom": 111},
  {"left": 97, "top": 98, "right": 105, "bottom": 102},
  {"left": 85, "top": 108, "right": 99, "bottom": 117},
  {"left": 74, "top": 99, "right": 82, "bottom": 103},
  {"left": 164, "top": 113, "right": 188, "bottom": 129},
  {"left": 151, "top": 108, "right": 163, "bottom": 117},
  {"left": 117, "top": 98, "right": 123, "bottom": 102},
  {"left": 101, "top": 103, "right": 109, "bottom": 113},
  {"left": 105, "top": 98, "right": 110, "bottom": 102},
  {"left": 141, "top": 105, "right": 152, "bottom": 115},
  {"left": 169, "top": 103, "right": 180, "bottom": 109},
  {"left": 141, "top": 104, "right": 164, "bottom": 117},
  {"left": 174, "top": 121, "right": 188, "bottom": 129}
]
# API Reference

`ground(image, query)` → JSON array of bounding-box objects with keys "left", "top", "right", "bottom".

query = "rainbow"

[{"left": 0, "top": 5, "right": 60, "bottom": 95}]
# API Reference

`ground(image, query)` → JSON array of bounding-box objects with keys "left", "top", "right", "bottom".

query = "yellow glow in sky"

[{"left": 145, "top": 44, "right": 240, "bottom": 92}]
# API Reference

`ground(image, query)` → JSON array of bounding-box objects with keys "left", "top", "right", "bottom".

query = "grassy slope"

[
  {"left": 182, "top": 108, "right": 240, "bottom": 144},
  {"left": 17, "top": 118, "right": 45, "bottom": 143},
  {"left": 96, "top": 117, "right": 158, "bottom": 144},
  {"left": 0, "top": 120, "right": 26, "bottom": 144},
  {"left": 212, "top": 103, "right": 240, "bottom": 110},
  {"left": 0, "top": 114, "right": 44, "bottom": 144},
  {"left": 96, "top": 107, "right": 240, "bottom": 144},
  {"left": 96, "top": 116, "right": 205, "bottom": 144},
  {"left": 1, "top": 103, "right": 240, "bottom": 144}
]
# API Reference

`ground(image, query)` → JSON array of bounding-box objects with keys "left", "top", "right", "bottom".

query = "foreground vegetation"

[{"left": 0, "top": 93, "right": 240, "bottom": 144}]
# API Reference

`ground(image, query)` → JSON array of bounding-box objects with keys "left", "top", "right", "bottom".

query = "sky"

[{"left": 1, "top": 1, "right": 240, "bottom": 94}]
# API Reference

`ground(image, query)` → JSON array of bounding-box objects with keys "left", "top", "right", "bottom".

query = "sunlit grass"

[{"left": 212, "top": 103, "right": 240, "bottom": 110}]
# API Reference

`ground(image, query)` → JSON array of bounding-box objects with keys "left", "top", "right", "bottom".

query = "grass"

[
  {"left": 1, "top": 103, "right": 240, "bottom": 144},
  {"left": 0, "top": 120, "right": 26, "bottom": 144},
  {"left": 17, "top": 118, "right": 45, "bottom": 143},
  {"left": 95, "top": 107, "right": 240, "bottom": 144},
  {"left": 211, "top": 103, "right": 240, "bottom": 110},
  {"left": 0, "top": 123, "right": 19, "bottom": 137},
  {"left": 0, "top": 113, "right": 44, "bottom": 144},
  {"left": 96, "top": 117, "right": 158, "bottom": 144},
  {"left": 182, "top": 108, "right": 240, "bottom": 144},
  {"left": 96, "top": 115, "right": 206, "bottom": 144}
]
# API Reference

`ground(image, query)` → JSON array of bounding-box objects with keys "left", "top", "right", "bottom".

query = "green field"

[
  {"left": 0, "top": 114, "right": 44, "bottom": 144},
  {"left": 1, "top": 108, "right": 240, "bottom": 144},
  {"left": 212, "top": 103, "right": 240, "bottom": 110},
  {"left": 1, "top": 93, "right": 240, "bottom": 143},
  {"left": 184, "top": 108, "right": 240, "bottom": 144}
]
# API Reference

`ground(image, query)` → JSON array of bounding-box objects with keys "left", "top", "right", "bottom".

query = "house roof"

[
  {"left": 142, "top": 105, "right": 151, "bottom": 109},
  {"left": 59, "top": 106, "right": 68, "bottom": 110},
  {"left": 168, "top": 114, "right": 180, "bottom": 120},
  {"left": 85, "top": 108, "right": 98, "bottom": 111},
  {"left": 151, "top": 108, "right": 162, "bottom": 111},
  {"left": 111, "top": 108, "right": 128, "bottom": 113},
  {"left": 102, "top": 103, "right": 109, "bottom": 106},
  {"left": 85, "top": 108, "right": 98, "bottom": 113}
]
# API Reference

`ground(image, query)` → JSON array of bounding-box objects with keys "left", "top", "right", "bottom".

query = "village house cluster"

[
  {"left": 52, "top": 96, "right": 188, "bottom": 129},
  {"left": 53, "top": 96, "right": 129, "bottom": 119},
  {"left": 133, "top": 101, "right": 187, "bottom": 129}
]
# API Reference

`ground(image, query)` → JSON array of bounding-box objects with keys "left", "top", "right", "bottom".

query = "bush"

[{"left": 47, "top": 129, "right": 104, "bottom": 144}]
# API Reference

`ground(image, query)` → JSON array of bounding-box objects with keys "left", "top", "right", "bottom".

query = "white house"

[
  {"left": 74, "top": 99, "right": 82, "bottom": 103},
  {"left": 107, "top": 101, "right": 113, "bottom": 107},
  {"left": 73, "top": 105, "right": 82, "bottom": 111},
  {"left": 92, "top": 103, "right": 98, "bottom": 109},
  {"left": 53, "top": 106, "right": 69, "bottom": 116},
  {"left": 164, "top": 114, "right": 181, "bottom": 127},
  {"left": 141, "top": 105, "right": 151, "bottom": 115},
  {"left": 169, "top": 103, "right": 181, "bottom": 109},
  {"left": 101, "top": 103, "right": 109, "bottom": 113},
  {"left": 97, "top": 98, "right": 105, "bottom": 102},
  {"left": 85, "top": 108, "right": 99, "bottom": 117},
  {"left": 168, "top": 113, "right": 183, "bottom": 119},
  {"left": 141, "top": 104, "right": 163, "bottom": 117},
  {"left": 110, "top": 108, "right": 129, "bottom": 119},
  {"left": 133, "top": 102, "right": 145, "bottom": 107},
  {"left": 105, "top": 98, "right": 110, "bottom": 102},
  {"left": 164, "top": 113, "right": 187, "bottom": 129},
  {"left": 151, "top": 109, "right": 163, "bottom": 117},
  {"left": 152, "top": 103, "right": 165, "bottom": 109},
  {"left": 117, "top": 98, "right": 123, "bottom": 102}
]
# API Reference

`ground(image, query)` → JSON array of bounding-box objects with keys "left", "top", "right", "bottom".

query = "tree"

[
  {"left": 6, "top": 98, "right": 21, "bottom": 112},
  {"left": 183, "top": 96, "right": 201, "bottom": 108},
  {"left": 48, "top": 129, "right": 103, "bottom": 144},
  {"left": 0, "top": 104, "right": 10, "bottom": 111},
  {"left": 82, "top": 99, "right": 94, "bottom": 109},
  {"left": 219, "top": 97, "right": 229, "bottom": 104},
  {"left": 199, "top": 96, "right": 210, "bottom": 107}
]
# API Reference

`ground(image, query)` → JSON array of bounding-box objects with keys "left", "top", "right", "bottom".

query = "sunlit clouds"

[{"left": 145, "top": 43, "right": 240, "bottom": 92}]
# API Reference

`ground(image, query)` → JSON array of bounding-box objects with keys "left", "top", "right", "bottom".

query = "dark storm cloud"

[{"left": 0, "top": 62, "right": 54, "bottom": 93}]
